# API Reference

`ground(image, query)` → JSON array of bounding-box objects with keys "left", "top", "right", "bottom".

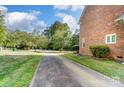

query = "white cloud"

[
  {"left": 5, "top": 11, "right": 46, "bottom": 32},
  {"left": 54, "top": 5, "right": 84, "bottom": 12},
  {"left": 0, "top": 5, "right": 46, "bottom": 33},
  {"left": 0, "top": 6, "right": 8, "bottom": 15},
  {"left": 71, "top": 6, "right": 85, "bottom": 11},
  {"left": 56, "top": 13, "right": 79, "bottom": 33},
  {"left": 30, "top": 10, "right": 41, "bottom": 15},
  {"left": 54, "top": 5, "right": 70, "bottom": 10}
]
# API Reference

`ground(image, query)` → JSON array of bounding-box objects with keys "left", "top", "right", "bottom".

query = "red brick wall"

[{"left": 79, "top": 5, "right": 124, "bottom": 58}]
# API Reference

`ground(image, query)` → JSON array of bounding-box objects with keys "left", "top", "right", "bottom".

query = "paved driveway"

[{"left": 30, "top": 54, "right": 124, "bottom": 87}]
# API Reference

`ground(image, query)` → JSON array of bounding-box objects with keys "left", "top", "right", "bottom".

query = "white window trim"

[{"left": 105, "top": 33, "right": 116, "bottom": 44}]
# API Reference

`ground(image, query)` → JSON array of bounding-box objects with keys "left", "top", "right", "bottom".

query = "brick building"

[{"left": 79, "top": 5, "right": 124, "bottom": 59}]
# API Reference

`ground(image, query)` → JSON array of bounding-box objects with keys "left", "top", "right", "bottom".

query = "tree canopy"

[
  {"left": 3, "top": 30, "right": 48, "bottom": 50},
  {"left": 0, "top": 18, "right": 79, "bottom": 51},
  {"left": 0, "top": 14, "right": 6, "bottom": 45},
  {"left": 43, "top": 21, "right": 72, "bottom": 50}
]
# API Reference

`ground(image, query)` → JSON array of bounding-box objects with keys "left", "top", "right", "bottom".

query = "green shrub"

[{"left": 89, "top": 45, "right": 110, "bottom": 58}]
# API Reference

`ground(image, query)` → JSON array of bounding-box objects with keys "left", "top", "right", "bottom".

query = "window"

[
  {"left": 112, "top": 35, "right": 116, "bottom": 42},
  {"left": 107, "top": 36, "right": 110, "bottom": 43},
  {"left": 105, "top": 33, "right": 116, "bottom": 44},
  {"left": 82, "top": 38, "right": 85, "bottom": 48}
]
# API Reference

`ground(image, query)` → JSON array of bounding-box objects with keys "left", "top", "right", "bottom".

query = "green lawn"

[
  {"left": 0, "top": 55, "right": 41, "bottom": 87},
  {"left": 63, "top": 53, "right": 124, "bottom": 83}
]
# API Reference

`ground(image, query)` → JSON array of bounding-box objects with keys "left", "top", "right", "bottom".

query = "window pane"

[
  {"left": 107, "top": 36, "right": 110, "bottom": 43},
  {"left": 112, "top": 35, "right": 116, "bottom": 42}
]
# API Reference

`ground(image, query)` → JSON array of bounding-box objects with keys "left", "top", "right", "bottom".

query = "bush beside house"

[{"left": 89, "top": 45, "right": 110, "bottom": 58}]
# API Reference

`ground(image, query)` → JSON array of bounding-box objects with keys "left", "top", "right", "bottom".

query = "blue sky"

[{"left": 0, "top": 5, "right": 84, "bottom": 33}]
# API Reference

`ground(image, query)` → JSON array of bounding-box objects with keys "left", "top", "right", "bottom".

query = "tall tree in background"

[
  {"left": 43, "top": 21, "right": 63, "bottom": 49},
  {"left": 3, "top": 30, "right": 30, "bottom": 49},
  {"left": 71, "top": 29, "right": 79, "bottom": 52},
  {"left": 0, "top": 12, "right": 6, "bottom": 46},
  {"left": 1, "top": 17, "right": 78, "bottom": 51},
  {"left": 43, "top": 21, "right": 67, "bottom": 39},
  {"left": 32, "top": 35, "right": 48, "bottom": 49},
  {"left": 43, "top": 21, "right": 72, "bottom": 50},
  {"left": 72, "top": 29, "right": 79, "bottom": 46},
  {"left": 3, "top": 29, "right": 49, "bottom": 50}
]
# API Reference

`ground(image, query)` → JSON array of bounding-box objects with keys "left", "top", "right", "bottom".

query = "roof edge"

[{"left": 78, "top": 5, "right": 88, "bottom": 24}]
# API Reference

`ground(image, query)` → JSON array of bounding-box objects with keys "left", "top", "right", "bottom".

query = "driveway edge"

[
  {"left": 29, "top": 57, "right": 42, "bottom": 87},
  {"left": 59, "top": 56, "right": 124, "bottom": 87}
]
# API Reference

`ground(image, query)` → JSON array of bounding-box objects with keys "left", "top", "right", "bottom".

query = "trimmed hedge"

[{"left": 89, "top": 45, "right": 110, "bottom": 58}]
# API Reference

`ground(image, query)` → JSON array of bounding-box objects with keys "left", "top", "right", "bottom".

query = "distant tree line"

[
  {"left": 0, "top": 12, "right": 79, "bottom": 51},
  {"left": 3, "top": 30, "right": 48, "bottom": 50}
]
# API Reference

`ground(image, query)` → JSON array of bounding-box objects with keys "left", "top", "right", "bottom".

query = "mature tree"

[
  {"left": 32, "top": 35, "right": 48, "bottom": 49},
  {"left": 3, "top": 30, "right": 30, "bottom": 49},
  {"left": 52, "top": 29, "right": 72, "bottom": 50},
  {"left": 43, "top": 21, "right": 71, "bottom": 49},
  {"left": 0, "top": 13, "right": 7, "bottom": 45},
  {"left": 72, "top": 29, "right": 79, "bottom": 46},
  {"left": 3, "top": 20, "right": 78, "bottom": 51},
  {"left": 3, "top": 31, "right": 16, "bottom": 48},
  {"left": 40, "top": 35, "right": 49, "bottom": 49},
  {"left": 71, "top": 29, "right": 79, "bottom": 52},
  {"left": 43, "top": 21, "right": 65, "bottom": 39},
  {"left": 43, "top": 21, "right": 72, "bottom": 50},
  {"left": 16, "top": 31, "right": 32, "bottom": 49},
  {"left": 3, "top": 29, "right": 49, "bottom": 50}
]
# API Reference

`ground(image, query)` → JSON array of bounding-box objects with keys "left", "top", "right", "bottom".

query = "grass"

[
  {"left": 63, "top": 53, "right": 124, "bottom": 83},
  {"left": 0, "top": 55, "right": 41, "bottom": 87}
]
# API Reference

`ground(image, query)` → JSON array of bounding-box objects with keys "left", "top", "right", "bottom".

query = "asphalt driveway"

[{"left": 30, "top": 54, "right": 124, "bottom": 87}]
